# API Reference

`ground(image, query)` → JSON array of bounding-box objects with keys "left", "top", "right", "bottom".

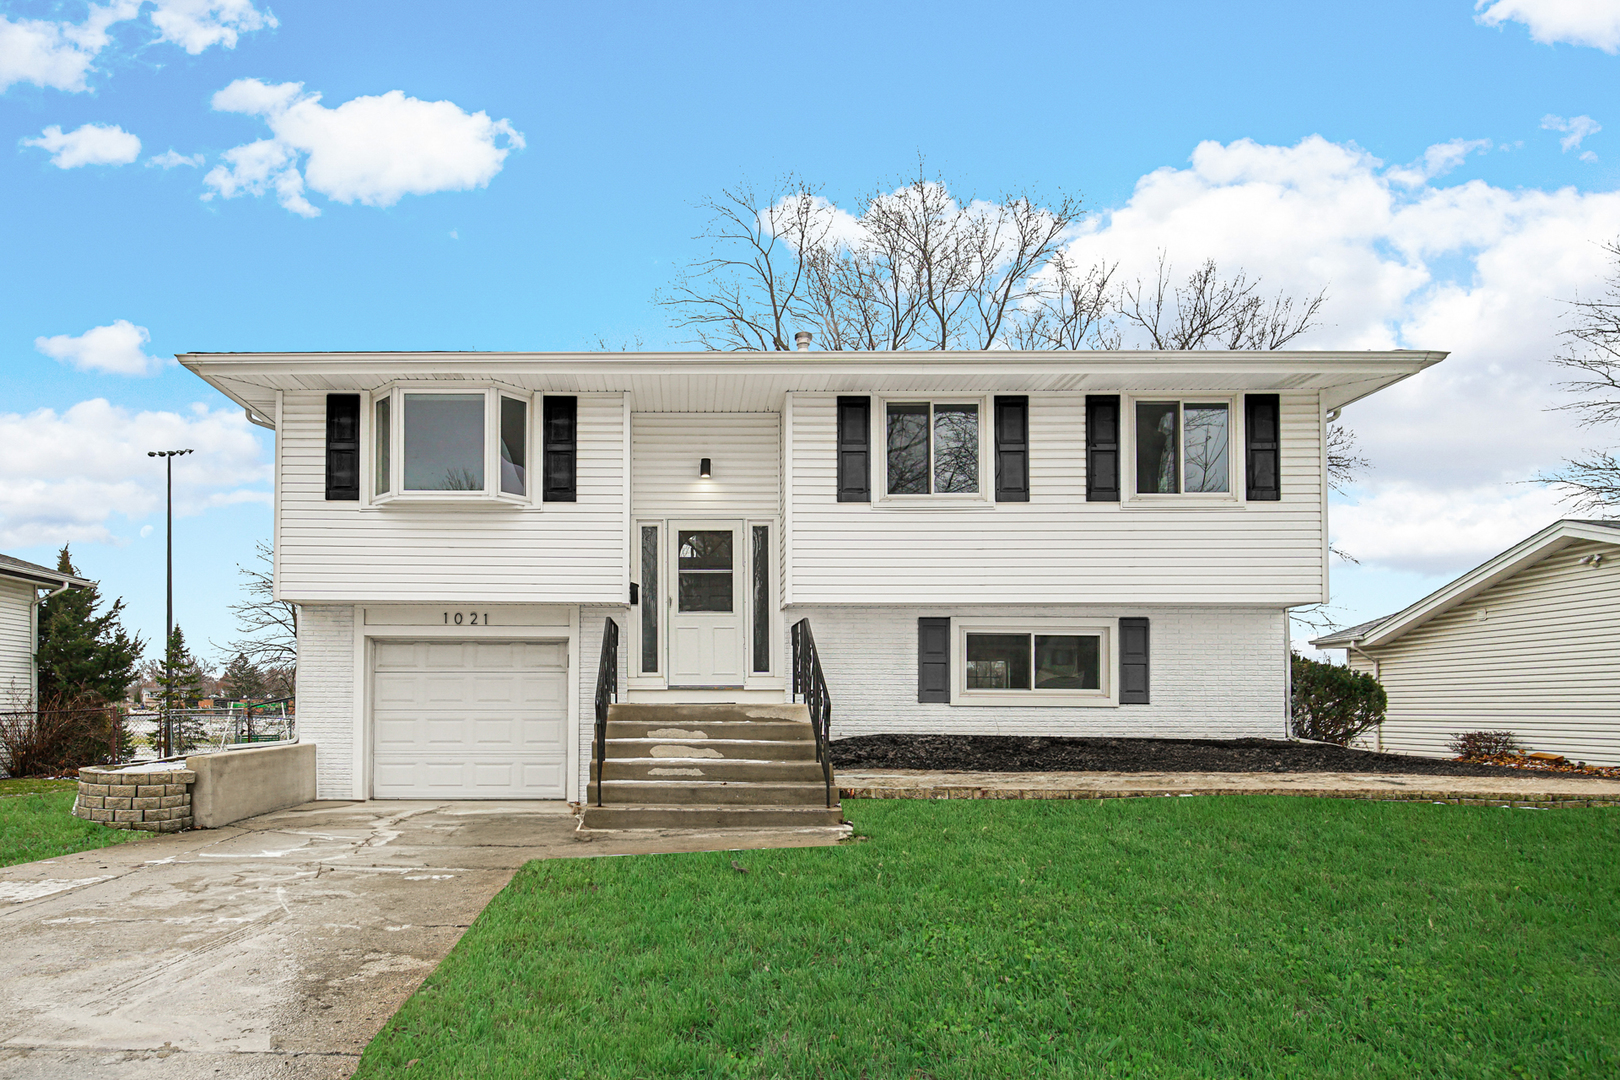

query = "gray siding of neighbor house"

[{"left": 1349, "top": 540, "right": 1620, "bottom": 766}]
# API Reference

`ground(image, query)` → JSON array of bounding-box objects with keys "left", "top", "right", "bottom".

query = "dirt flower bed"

[{"left": 829, "top": 734, "right": 1620, "bottom": 779}]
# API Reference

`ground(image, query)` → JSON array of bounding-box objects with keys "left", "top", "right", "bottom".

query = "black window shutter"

[
  {"left": 1119, "top": 617, "right": 1150, "bottom": 704},
  {"left": 836, "top": 396, "right": 871, "bottom": 503},
  {"left": 994, "top": 396, "right": 1030, "bottom": 502},
  {"left": 1245, "top": 394, "right": 1281, "bottom": 502},
  {"left": 542, "top": 396, "right": 577, "bottom": 502},
  {"left": 918, "top": 617, "right": 951, "bottom": 703},
  {"left": 1086, "top": 395, "right": 1120, "bottom": 502},
  {"left": 324, "top": 394, "right": 360, "bottom": 501}
]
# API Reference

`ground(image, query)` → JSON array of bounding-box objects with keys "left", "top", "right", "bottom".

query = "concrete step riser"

[
  {"left": 580, "top": 805, "right": 846, "bottom": 829},
  {"left": 591, "top": 781, "right": 833, "bottom": 807},
  {"left": 595, "top": 760, "right": 829, "bottom": 783},
  {"left": 606, "top": 704, "right": 811, "bottom": 725},
  {"left": 597, "top": 738, "right": 820, "bottom": 762},
  {"left": 605, "top": 721, "right": 815, "bottom": 743}
]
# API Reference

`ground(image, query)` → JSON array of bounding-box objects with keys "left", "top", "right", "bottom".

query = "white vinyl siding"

[
  {"left": 786, "top": 392, "right": 1324, "bottom": 606},
  {"left": 1351, "top": 540, "right": 1620, "bottom": 766},
  {"left": 795, "top": 604, "right": 1287, "bottom": 739},
  {"left": 277, "top": 391, "right": 626, "bottom": 604},
  {"left": 631, "top": 412, "right": 780, "bottom": 519},
  {"left": 0, "top": 579, "right": 35, "bottom": 706}
]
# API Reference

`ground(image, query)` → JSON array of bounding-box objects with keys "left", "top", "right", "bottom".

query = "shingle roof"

[
  {"left": 1310, "top": 615, "right": 1392, "bottom": 647},
  {"left": 0, "top": 553, "right": 93, "bottom": 588}
]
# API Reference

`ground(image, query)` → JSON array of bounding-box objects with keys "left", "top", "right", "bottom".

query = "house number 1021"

[{"left": 444, "top": 612, "right": 489, "bottom": 625}]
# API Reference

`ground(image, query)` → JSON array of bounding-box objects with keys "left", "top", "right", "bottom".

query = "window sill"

[
  {"left": 1120, "top": 495, "right": 1245, "bottom": 510},
  {"left": 369, "top": 495, "right": 532, "bottom": 509},
  {"left": 871, "top": 497, "right": 997, "bottom": 510},
  {"left": 953, "top": 692, "right": 1118, "bottom": 708}
]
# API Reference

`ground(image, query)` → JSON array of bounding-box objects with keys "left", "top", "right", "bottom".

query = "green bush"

[{"left": 1290, "top": 652, "right": 1387, "bottom": 745}]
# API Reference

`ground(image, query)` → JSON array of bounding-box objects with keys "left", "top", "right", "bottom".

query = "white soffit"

[
  {"left": 179, "top": 349, "right": 1446, "bottom": 423},
  {"left": 1343, "top": 520, "right": 1620, "bottom": 651}
]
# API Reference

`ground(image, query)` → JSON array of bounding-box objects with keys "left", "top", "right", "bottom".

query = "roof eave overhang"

[
  {"left": 1351, "top": 520, "right": 1620, "bottom": 651},
  {"left": 178, "top": 349, "right": 1447, "bottom": 430}
]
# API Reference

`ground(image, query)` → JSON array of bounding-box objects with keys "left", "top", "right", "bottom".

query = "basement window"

[{"left": 954, "top": 619, "right": 1116, "bottom": 706}]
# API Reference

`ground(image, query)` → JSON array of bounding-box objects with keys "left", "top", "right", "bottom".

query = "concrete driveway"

[{"left": 0, "top": 800, "right": 845, "bottom": 1079}]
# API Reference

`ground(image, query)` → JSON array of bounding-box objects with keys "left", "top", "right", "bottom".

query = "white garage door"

[{"left": 372, "top": 640, "right": 568, "bottom": 799}]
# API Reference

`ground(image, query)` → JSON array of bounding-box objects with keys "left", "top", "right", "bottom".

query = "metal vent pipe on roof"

[{"left": 795, "top": 331, "right": 812, "bottom": 351}]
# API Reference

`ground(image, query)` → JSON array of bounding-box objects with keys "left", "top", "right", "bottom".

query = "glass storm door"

[{"left": 668, "top": 521, "right": 745, "bottom": 687}]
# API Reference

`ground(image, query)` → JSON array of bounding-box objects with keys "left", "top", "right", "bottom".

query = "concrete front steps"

[{"left": 582, "top": 703, "right": 844, "bottom": 830}]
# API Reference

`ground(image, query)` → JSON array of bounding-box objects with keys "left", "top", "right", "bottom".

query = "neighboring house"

[
  {"left": 1312, "top": 519, "right": 1620, "bottom": 766},
  {"left": 181, "top": 348, "right": 1442, "bottom": 802},
  {"left": 0, "top": 554, "right": 92, "bottom": 708}
]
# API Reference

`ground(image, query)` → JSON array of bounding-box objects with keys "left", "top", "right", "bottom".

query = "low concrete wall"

[{"left": 187, "top": 742, "right": 317, "bottom": 829}]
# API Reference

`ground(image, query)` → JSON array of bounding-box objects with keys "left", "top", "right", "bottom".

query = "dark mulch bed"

[{"left": 828, "top": 734, "right": 1615, "bottom": 778}]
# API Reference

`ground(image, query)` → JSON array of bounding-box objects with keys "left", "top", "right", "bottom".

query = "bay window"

[{"left": 370, "top": 386, "right": 532, "bottom": 504}]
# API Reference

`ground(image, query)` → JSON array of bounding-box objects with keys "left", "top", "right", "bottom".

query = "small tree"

[
  {"left": 220, "top": 541, "right": 297, "bottom": 695},
  {"left": 155, "top": 625, "right": 208, "bottom": 753},
  {"left": 221, "top": 652, "right": 266, "bottom": 702},
  {"left": 1543, "top": 237, "right": 1620, "bottom": 510},
  {"left": 36, "top": 546, "right": 143, "bottom": 707},
  {"left": 1290, "top": 653, "right": 1387, "bottom": 746}
]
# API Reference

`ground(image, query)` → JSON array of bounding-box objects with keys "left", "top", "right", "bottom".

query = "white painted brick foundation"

[
  {"left": 792, "top": 605, "right": 1288, "bottom": 741},
  {"left": 296, "top": 604, "right": 356, "bottom": 800}
]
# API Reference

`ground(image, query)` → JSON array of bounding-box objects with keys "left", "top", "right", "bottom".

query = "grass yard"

[
  {"left": 0, "top": 778, "right": 146, "bottom": 867},
  {"left": 355, "top": 797, "right": 1620, "bottom": 1079}
]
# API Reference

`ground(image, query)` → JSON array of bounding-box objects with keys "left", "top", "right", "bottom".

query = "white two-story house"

[{"left": 181, "top": 348, "right": 1441, "bottom": 803}]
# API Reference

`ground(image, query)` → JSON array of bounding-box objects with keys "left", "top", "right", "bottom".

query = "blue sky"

[{"left": 3, "top": 0, "right": 1618, "bottom": 664}]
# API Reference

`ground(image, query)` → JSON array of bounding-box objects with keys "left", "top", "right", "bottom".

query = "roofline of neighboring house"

[
  {"left": 1310, "top": 518, "right": 1620, "bottom": 651},
  {"left": 0, "top": 554, "right": 93, "bottom": 591},
  {"left": 178, "top": 348, "right": 1448, "bottom": 431}
]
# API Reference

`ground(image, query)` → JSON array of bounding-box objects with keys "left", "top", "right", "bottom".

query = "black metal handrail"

[
  {"left": 593, "top": 617, "right": 619, "bottom": 807},
  {"left": 790, "top": 618, "right": 835, "bottom": 808}
]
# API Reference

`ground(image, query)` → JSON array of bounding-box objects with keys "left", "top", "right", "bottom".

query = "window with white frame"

[
  {"left": 1133, "top": 398, "right": 1233, "bottom": 495},
  {"left": 882, "top": 398, "right": 984, "bottom": 497},
  {"left": 954, "top": 620, "right": 1114, "bottom": 705},
  {"left": 371, "top": 386, "right": 531, "bottom": 503}
]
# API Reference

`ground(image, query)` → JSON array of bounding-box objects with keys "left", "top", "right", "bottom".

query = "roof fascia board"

[
  {"left": 1356, "top": 520, "right": 1620, "bottom": 650},
  {"left": 0, "top": 567, "right": 93, "bottom": 589}
]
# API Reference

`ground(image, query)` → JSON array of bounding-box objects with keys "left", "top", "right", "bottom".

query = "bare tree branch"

[
  {"left": 1541, "top": 238, "right": 1620, "bottom": 513},
  {"left": 215, "top": 541, "right": 297, "bottom": 693}
]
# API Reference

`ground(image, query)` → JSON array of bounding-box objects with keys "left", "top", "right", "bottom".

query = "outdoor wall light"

[{"left": 699, "top": 457, "right": 711, "bottom": 478}]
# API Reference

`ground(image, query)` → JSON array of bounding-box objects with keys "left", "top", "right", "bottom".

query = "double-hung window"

[
  {"left": 371, "top": 386, "right": 532, "bottom": 504},
  {"left": 1132, "top": 398, "right": 1234, "bottom": 497},
  {"left": 882, "top": 398, "right": 985, "bottom": 499}
]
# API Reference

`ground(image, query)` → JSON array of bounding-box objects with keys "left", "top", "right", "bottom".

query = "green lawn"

[
  {"left": 0, "top": 779, "right": 146, "bottom": 867},
  {"left": 355, "top": 798, "right": 1620, "bottom": 1080}
]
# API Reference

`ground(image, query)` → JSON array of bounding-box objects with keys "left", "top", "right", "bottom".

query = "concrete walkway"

[
  {"left": 837, "top": 769, "right": 1620, "bottom": 807},
  {"left": 0, "top": 800, "right": 845, "bottom": 1079}
]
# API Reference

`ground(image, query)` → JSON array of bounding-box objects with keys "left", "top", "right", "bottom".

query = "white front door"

[{"left": 668, "top": 520, "right": 745, "bottom": 687}]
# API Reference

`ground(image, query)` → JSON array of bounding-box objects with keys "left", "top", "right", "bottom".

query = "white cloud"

[
  {"left": 21, "top": 122, "right": 141, "bottom": 168},
  {"left": 0, "top": 0, "right": 271, "bottom": 94},
  {"left": 35, "top": 320, "right": 164, "bottom": 376},
  {"left": 0, "top": 0, "right": 138, "bottom": 92},
  {"left": 1058, "top": 133, "right": 1620, "bottom": 575},
  {"left": 146, "top": 148, "right": 204, "bottom": 169},
  {"left": 1386, "top": 138, "right": 1493, "bottom": 187},
  {"left": 1477, "top": 0, "right": 1620, "bottom": 52},
  {"left": 149, "top": 0, "right": 276, "bottom": 54},
  {"left": 203, "top": 79, "right": 525, "bottom": 216},
  {"left": 1542, "top": 113, "right": 1602, "bottom": 153},
  {"left": 0, "top": 399, "right": 269, "bottom": 549}
]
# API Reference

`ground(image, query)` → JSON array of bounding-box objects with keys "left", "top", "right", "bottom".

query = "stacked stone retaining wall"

[{"left": 72, "top": 766, "right": 195, "bottom": 832}]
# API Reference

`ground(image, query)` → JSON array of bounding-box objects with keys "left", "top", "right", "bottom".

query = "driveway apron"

[{"left": 0, "top": 800, "right": 843, "bottom": 1079}]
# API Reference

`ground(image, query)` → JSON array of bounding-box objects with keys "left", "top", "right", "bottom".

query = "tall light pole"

[{"left": 148, "top": 449, "right": 193, "bottom": 757}]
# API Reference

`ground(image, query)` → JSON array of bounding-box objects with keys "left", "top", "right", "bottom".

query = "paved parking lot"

[{"left": 0, "top": 800, "right": 844, "bottom": 1079}]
